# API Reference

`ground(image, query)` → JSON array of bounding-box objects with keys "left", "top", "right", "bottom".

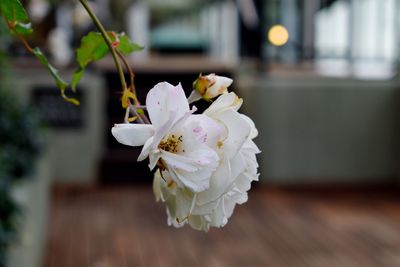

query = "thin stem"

[
  {"left": 4, "top": 19, "right": 33, "bottom": 53},
  {"left": 79, "top": 0, "right": 150, "bottom": 124},
  {"left": 79, "top": 0, "right": 127, "bottom": 91},
  {"left": 116, "top": 49, "right": 137, "bottom": 100}
]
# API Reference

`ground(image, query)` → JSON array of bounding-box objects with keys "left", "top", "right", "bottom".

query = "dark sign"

[{"left": 32, "top": 86, "right": 84, "bottom": 129}]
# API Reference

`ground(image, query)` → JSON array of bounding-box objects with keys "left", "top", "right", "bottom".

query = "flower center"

[{"left": 158, "top": 134, "right": 183, "bottom": 153}]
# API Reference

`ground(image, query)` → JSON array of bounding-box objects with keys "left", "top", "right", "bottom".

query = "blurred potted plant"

[{"left": 0, "top": 28, "right": 45, "bottom": 267}]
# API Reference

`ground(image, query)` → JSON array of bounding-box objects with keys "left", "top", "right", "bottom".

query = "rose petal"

[
  {"left": 146, "top": 82, "right": 189, "bottom": 129},
  {"left": 112, "top": 123, "right": 155, "bottom": 147},
  {"left": 187, "top": 90, "right": 202, "bottom": 104},
  {"left": 204, "top": 92, "right": 243, "bottom": 116}
]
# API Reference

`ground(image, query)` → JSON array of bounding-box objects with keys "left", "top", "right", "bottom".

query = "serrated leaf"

[
  {"left": 76, "top": 32, "right": 109, "bottom": 68},
  {"left": 72, "top": 32, "right": 109, "bottom": 89},
  {"left": 0, "top": 0, "right": 29, "bottom": 23},
  {"left": 118, "top": 35, "right": 144, "bottom": 55}
]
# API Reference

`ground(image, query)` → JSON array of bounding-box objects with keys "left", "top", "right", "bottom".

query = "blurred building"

[{"left": 2, "top": 1, "right": 400, "bottom": 267}]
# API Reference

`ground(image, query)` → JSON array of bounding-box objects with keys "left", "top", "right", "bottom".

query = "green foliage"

[
  {"left": 72, "top": 31, "right": 143, "bottom": 90},
  {"left": 0, "top": 182, "right": 19, "bottom": 267},
  {"left": 71, "top": 32, "right": 109, "bottom": 90},
  {"left": 13, "top": 21, "right": 33, "bottom": 35},
  {"left": 1, "top": 1, "right": 77, "bottom": 105},
  {"left": 136, "top": 108, "right": 145, "bottom": 115},
  {"left": 0, "top": 90, "right": 44, "bottom": 180},
  {"left": 0, "top": 83, "right": 44, "bottom": 267},
  {"left": 118, "top": 34, "right": 144, "bottom": 55},
  {"left": 0, "top": 0, "right": 29, "bottom": 23},
  {"left": 32, "top": 48, "right": 80, "bottom": 105},
  {"left": 0, "top": 0, "right": 33, "bottom": 35}
]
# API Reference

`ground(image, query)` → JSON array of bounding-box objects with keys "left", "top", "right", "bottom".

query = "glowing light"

[{"left": 268, "top": 25, "right": 289, "bottom": 46}]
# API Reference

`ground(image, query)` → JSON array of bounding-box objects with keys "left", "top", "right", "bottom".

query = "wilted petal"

[{"left": 204, "top": 75, "right": 233, "bottom": 99}]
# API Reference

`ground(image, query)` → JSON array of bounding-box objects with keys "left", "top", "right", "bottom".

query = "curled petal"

[
  {"left": 204, "top": 92, "right": 243, "bottom": 116},
  {"left": 215, "top": 108, "right": 251, "bottom": 160}
]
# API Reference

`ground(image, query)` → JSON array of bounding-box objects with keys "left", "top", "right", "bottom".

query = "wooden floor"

[{"left": 44, "top": 186, "right": 400, "bottom": 267}]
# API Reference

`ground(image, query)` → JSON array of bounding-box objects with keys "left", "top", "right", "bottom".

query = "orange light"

[{"left": 268, "top": 25, "right": 289, "bottom": 46}]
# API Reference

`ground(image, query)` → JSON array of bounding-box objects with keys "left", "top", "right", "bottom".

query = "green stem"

[{"left": 79, "top": 0, "right": 127, "bottom": 91}]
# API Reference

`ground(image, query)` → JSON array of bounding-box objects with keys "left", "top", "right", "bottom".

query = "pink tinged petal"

[
  {"left": 146, "top": 82, "right": 189, "bottom": 129},
  {"left": 204, "top": 92, "right": 243, "bottom": 116},
  {"left": 111, "top": 123, "right": 155, "bottom": 147},
  {"left": 187, "top": 90, "right": 202, "bottom": 104},
  {"left": 181, "top": 115, "right": 223, "bottom": 150}
]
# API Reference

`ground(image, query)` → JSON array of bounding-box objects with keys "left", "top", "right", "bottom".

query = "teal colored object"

[{"left": 151, "top": 25, "right": 209, "bottom": 50}]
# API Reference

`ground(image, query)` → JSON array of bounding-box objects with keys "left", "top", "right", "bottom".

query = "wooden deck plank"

[{"left": 44, "top": 186, "right": 400, "bottom": 267}]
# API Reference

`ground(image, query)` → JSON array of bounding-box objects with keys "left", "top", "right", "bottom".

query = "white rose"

[
  {"left": 153, "top": 92, "right": 260, "bottom": 231},
  {"left": 112, "top": 82, "right": 223, "bottom": 192},
  {"left": 188, "top": 73, "right": 233, "bottom": 103}
]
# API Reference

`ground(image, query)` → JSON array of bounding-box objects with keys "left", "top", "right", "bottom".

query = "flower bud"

[{"left": 188, "top": 73, "right": 233, "bottom": 103}]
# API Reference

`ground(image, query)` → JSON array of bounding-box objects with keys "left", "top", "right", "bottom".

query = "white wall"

[
  {"left": 238, "top": 74, "right": 400, "bottom": 184},
  {"left": 3, "top": 68, "right": 105, "bottom": 184}
]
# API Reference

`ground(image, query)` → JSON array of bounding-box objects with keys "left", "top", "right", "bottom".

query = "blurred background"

[{"left": 1, "top": 0, "right": 400, "bottom": 266}]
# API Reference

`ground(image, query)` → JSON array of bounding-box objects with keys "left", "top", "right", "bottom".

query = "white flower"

[
  {"left": 188, "top": 73, "right": 233, "bottom": 103},
  {"left": 153, "top": 92, "right": 260, "bottom": 231},
  {"left": 112, "top": 79, "right": 260, "bottom": 231},
  {"left": 112, "top": 82, "right": 223, "bottom": 192}
]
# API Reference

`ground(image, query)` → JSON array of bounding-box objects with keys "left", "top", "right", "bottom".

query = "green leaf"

[
  {"left": 72, "top": 32, "right": 109, "bottom": 90},
  {"left": 14, "top": 21, "right": 33, "bottom": 35},
  {"left": 33, "top": 47, "right": 68, "bottom": 90},
  {"left": 0, "top": 0, "right": 29, "bottom": 23},
  {"left": 118, "top": 35, "right": 144, "bottom": 55},
  {"left": 32, "top": 47, "right": 80, "bottom": 105},
  {"left": 71, "top": 68, "right": 84, "bottom": 92},
  {"left": 72, "top": 31, "right": 143, "bottom": 90},
  {"left": 76, "top": 32, "right": 109, "bottom": 68}
]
